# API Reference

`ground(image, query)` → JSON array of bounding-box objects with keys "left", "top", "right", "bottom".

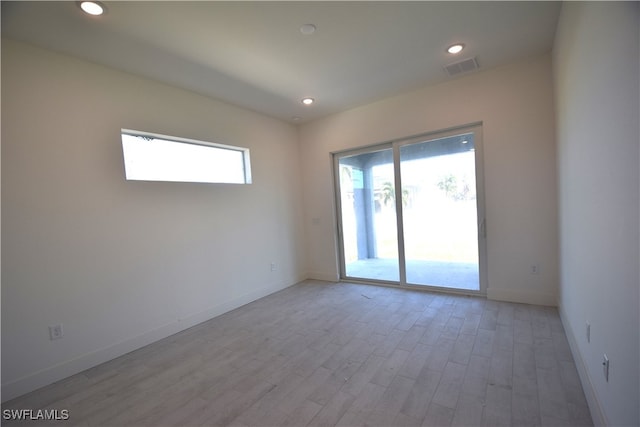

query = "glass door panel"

[
  {"left": 335, "top": 125, "right": 485, "bottom": 293},
  {"left": 337, "top": 148, "right": 399, "bottom": 282},
  {"left": 399, "top": 133, "right": 480, "bottom": 290}
]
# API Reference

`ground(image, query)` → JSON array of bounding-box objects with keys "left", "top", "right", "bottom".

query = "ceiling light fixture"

[
  {"left": 78, "top": 1, "right": 106, "bottom": 16},
  {"left": 301, "top": 97, "right": 314, "bottom": 105},
  {"left": 447, "top": 43, "right": 465, "bottom": 54}
]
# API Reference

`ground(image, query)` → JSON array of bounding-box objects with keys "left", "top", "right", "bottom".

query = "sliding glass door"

[
  {"left": 399, "top": 133, "right": 481, "bottom": 290},
  {"left": 334, "top": 125, "right": 485, "bottom": 293},
  {"left": 337, "top": 147, "right": 399, "bottom": 282}
]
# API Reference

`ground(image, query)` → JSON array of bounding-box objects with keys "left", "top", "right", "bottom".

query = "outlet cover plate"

[
  {"left": 586, "top": 322, "right": 590, "bottom": 343},
  {"left": 49, "top": 324, "right": 63, "bottom": 340}
]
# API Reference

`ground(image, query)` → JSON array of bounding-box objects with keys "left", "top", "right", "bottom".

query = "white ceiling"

[{"left": 1, "top": 1, "right": 561, "bottom": 123}]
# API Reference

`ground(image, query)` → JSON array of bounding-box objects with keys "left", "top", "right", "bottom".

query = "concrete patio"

[{"left": 345, "top": 258, "right": 479, "bottom": 291}]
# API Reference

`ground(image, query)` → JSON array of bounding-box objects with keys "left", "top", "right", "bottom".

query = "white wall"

[
  {"left": 1, "top": 39, "right": 306, "bottom": 401},
  {"left": 553, "top": 2, "right": 639, "bottom": 426},
  {"left": 299, "top": 54, "right": 558, "bottom": 306}
]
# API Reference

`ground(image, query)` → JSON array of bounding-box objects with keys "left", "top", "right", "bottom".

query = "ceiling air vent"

[{"left": 444, "top": 57, "right": 479, "bottom": 77}]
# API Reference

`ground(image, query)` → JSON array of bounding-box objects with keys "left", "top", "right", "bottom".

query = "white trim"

[
  {"left": 1, "top": 280, "right": 297, "bottom": 402},
  {"left": 558, "top": 305, "right": 607, "bottom": 426},
  {"left": 486, "top": 287, "right": 556, "bottom": 306},
  {"left": 306, "top": 271, "right": 339, "bottom": 282}
]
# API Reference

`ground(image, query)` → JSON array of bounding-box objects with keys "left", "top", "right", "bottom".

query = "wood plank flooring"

[{"left": 2, "top": 280, "right": 593, "bottom": 426}]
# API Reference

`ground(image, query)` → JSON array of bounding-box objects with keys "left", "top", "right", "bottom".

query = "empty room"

[{"left": 1, "top": 1, "right": 638, "bottom": 426}]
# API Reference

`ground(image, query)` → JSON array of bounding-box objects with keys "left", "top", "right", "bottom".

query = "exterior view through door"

[{"left": 335, "top": 124, "right": 485, "bottom": 293}]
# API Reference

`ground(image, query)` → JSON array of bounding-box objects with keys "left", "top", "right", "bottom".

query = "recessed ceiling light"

[
  {"left": 447, "top": 43, "right": 465, "bottom": 54},
  {"left": 78, "top": 1, "right": 106, "bottom": 16},
  {"left": 300, "top": 24, "right": 316, "bottom": 35},
  {"left": 301, "top": 97, "right": 314, "bottom": 105}
]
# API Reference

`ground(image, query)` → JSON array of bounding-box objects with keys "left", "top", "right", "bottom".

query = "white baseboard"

[
  {"left": 1, "top": 279, "right": 299, "bottom": 402},
  {"left": 306, "top": 271, "right": 339, "bottom": 283},
  {"left": 558, "top": 305, "right": 607, "bottom": 426},
  {"left": 486, "top": 287, "right": 556, "bottom": 306}
]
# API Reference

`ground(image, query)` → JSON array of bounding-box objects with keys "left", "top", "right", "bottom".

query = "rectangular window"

[{"left": 121, "top": 129, "right": 251, "bottom": 184}]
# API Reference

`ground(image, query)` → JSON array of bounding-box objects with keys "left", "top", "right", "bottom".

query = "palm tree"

[
  {"left": 381, "top": 181, "right": 409, "bottom": 207},
  {"left": 381, "top": 181, "right": 395, "bottom": 206},
  {"left": 437, "top": 174, "right": 457, "bottom": 198}
]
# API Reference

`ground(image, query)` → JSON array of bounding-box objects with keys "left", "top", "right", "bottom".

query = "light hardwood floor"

[{"left": 3, "top": 280, "right": 593, "bottom": 426}]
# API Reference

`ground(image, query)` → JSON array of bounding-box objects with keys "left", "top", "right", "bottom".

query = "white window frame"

[{"left": 121, "top": 129, "right": 252, "bottom": 184}]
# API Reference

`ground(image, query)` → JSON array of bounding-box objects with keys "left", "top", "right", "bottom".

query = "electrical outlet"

[
  {"left": 531, "top": 264, "right": 540, "bottom": 275},
  {"left": 49, "top": 324, "right": 63, "bottom": 340},
  {"left": 586, "top": 322, "right": 590, "bottom": 343},
  {"left": 270, "top": 262, "right": 277, "bottom": 272},
  {"left": 602, "top": 354, "right": 609, "bottom": 382}
]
